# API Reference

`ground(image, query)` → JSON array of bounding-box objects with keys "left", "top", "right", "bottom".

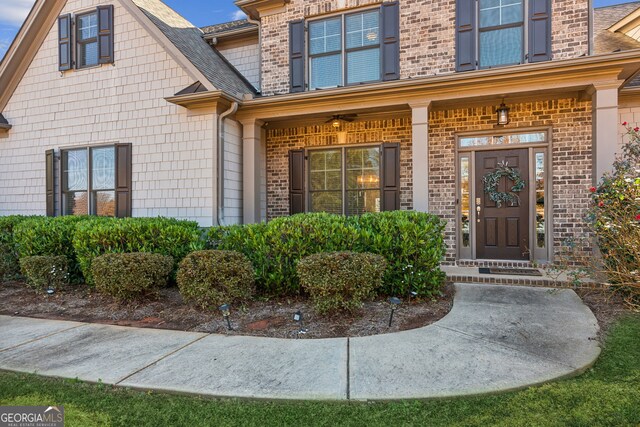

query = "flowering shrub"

[{"left": 589, "top": 125, "right": 640, "bottom": 307}]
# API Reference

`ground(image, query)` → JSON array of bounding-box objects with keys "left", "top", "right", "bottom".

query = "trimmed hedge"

[
  {"left": 177, "top": 250, "right": 255, "bottom": 309},
  {"left": 13, "top": 216, "right": 92, "bottom": 282},
  {"left": 19, "top": 255, "right": 69, "bottom": 290},
  {"left": 209, "top": 211, "right": 446, "bottom": 296},
  {"left": 0, "top": 216, "right": 39, "bottom": 280},
  {"left": 297, "top": 252, "right": 386, "bottom": 314},
  {"left": 73, "top": 217, "right": 204, "bottom": 284},
  {"left": 91, "top": 252, "right": 174, "bottom": 300}
]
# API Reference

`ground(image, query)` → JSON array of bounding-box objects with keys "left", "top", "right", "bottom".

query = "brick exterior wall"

[
  {"left": 266, "top": 117, "right": 413, "bottom": 218},
  {"left": 259, "top": 0, "right": 590, "bottom": 96},
  {"left": 428, "top": 97, "right": 593, "bottom": 262},
  {"left": 0, "top": 0, "right": 218, "bottom": 226},
  {"left": 266, "top": 97, "right": 593, "bottom": 263}
]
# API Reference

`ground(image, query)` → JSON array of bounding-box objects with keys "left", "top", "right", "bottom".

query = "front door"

[{"left": 475, "top": 149, "right": 529, "bottom": 260}]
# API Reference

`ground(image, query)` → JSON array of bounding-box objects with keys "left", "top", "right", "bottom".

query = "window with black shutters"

[{"left": 59, "top": 5, "right": 114, "bottom": 71}]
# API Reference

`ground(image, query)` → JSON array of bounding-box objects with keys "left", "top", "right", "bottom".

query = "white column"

[
  {"left": 592, "top": 82, "right": 623, "bottom": 183},
  {"left": 410, "top": 102, "right": 431, "bottom": 212},
  {"left": 241, "top": 119, "right": 265, "bottom": 224}
]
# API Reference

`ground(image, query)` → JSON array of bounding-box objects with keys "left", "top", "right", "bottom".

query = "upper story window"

[
  {"left": 58, "top": 5, "right": 114, "bottom": 72},
  {"left": 456, "top": 0, "right": 551, "bottom": 72},
  {"left": 479, "top": 0, "right": 523, "bottom": 67},
  {"left": 308, "top": 10, "right": 381, "bottom": 89},
  {"left": 77, "top": 11, "right": 99, "bottom": 68},
  {"left": 289, "top": 2, "right": 399, "bottom": 93}
]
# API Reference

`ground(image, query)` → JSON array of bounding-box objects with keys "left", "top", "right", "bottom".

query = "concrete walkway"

[{"left": 0, "top": 284, "right": 600, "bottom": 401}]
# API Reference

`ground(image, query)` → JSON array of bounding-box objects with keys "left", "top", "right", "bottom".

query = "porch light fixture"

[
  {"left": 219, "top": 304, "right": 232, "bottom": 330},
  {"left": 388, "top": 297, "right": 402, "bottom": 327},
  {"left": 496, "top": 102, "right": 510, "bottom": 126},
  {"left": 332, "top": 118, "right": 342, "bottom": 129}
]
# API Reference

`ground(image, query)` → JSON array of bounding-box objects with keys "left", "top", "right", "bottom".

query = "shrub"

[
  {"left": 91, "top": 252, "right": 174, "bottom": 300},
  {"left": 19, "top": 255, "right": 69, "bottom": 290},
  {"left": 209, "top": 211, "right": 446, "bottom": 297},
  {"left": 14, "top": 216, "right": 91, "bottom": 282},
  {"left": 297, "top": 252, "right": 386, "bottom": 314},
  {"left": 0, "top": 216, "right": 39, "bottom": 280},
  {"left": 177, "top": 250, "right": 255, "bottom": 309},
  {"left": 589, "top": 125, "right": 640, "bottom": 308},
  {"left": 73, "top": 217, "right": 204, "bottom": 284}
]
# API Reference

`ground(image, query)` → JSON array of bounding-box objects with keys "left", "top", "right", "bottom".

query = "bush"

[
  {"left": 19, "top": 255, "right": 69, "bottom": 290},
  {"left": 91, "top": 252, "right": 174, "bottom": 300},
  {"left": 209, "top": 211, "right": 446, "bottom": 297},
  {"left": 0, "top": 216, "right": 39, "bottom": 280},
  {"left": 177, "top": 250, "right": 255, "bottom": 309},
  {"left": 589, "top": 125, "right": 640, "bottom": 307},
  {"left": 73, "top": 217, "right": 204, "bottom": 284},
  {"left": 14, "top": 216, "right": 91, "bottom": 282},
  {"left": 297, "top": 252, "right": 386, "bottom": 314}
]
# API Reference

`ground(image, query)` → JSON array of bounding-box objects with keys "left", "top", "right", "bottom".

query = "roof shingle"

[
  {"left": 201, "top": 20, "right": 258, "bottom": 37},
  {"left": 594, "top": 2, "right": 640, "bottom": 54},
  {"left": 132, "top": 0, "right": 256, "bottom": 98}
]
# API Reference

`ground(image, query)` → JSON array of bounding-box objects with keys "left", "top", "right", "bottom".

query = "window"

[
  {"left": 479, "top": 0, "right": 524, "bottom": 67},
  {"left": 58, "top": 6, "right": 113, "bottom": 72},
  {"left": 535, "top": 151, "right": 545, "bottom": 249},
  {"left": 309, "top": 10, "right": 381, "bottom": 89},
  {"left": 62, "top": 146, "right": 116, "bottom": 216},
  {"left": 308, "top": 146, "right": 382, "bottom": 215},
  {"left": 76, "top": 11, "right": 98, "bottom": 68},
  {"left": 459, "top": 132, "right": 546, "bottom": 147}
]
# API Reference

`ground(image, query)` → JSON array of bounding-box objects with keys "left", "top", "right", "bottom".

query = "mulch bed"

[
  {"left": 0, "top": 280, "right": 454, "bottom": 339},
  {"left": 0, "top": 280, "right": 633, "bottom": 340}
]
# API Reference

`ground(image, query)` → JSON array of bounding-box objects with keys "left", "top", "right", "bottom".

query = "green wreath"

[{"left": 482, "top": 161, "right": 526, "bottom": 208}]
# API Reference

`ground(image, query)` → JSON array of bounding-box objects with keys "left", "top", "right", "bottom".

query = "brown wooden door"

[{"left": 475, "top": 149, "right": 530, "bottom": 260}]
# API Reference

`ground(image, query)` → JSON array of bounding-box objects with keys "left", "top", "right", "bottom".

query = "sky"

[{"left": 0, "top": 0, "right": 637, "bottom": 60}]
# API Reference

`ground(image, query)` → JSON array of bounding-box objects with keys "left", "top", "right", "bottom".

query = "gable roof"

[
  {"left": 0, "top": 0, "right": 254, "bottom": 114},
  {"left": 130, "top": 0, "right": 256, "bottom": 98},
  {"left": 594, "top": 2, "right": 640, "bottom": 54}
]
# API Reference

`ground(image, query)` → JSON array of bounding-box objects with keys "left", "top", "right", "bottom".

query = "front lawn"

[{"left": 0, "top": 315, "right": 638, "bottom": 426}]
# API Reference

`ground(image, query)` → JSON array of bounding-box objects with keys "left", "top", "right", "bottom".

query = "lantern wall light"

[{"left": 496, "top": 102, "right": 510, "bottom": 126}]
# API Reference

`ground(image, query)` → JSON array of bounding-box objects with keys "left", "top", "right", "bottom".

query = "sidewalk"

[{"left": 0, "top": 283, "right": 601, "bottom": 401}]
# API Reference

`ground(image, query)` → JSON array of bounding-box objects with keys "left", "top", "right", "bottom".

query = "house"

[{"left": 1, "top": 0, "right": 640, "bottom": 265}]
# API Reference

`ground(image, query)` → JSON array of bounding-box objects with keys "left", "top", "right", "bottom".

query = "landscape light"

[
  {"left": 388, "top": 297, "right": 402, "bottom": 327},
  {"left": 219, "top": 304, "right": 232, "bottom": 330}
]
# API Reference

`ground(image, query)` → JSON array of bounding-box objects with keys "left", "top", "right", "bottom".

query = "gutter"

[
  {"left": 245, "top": 16, "right": 262, "bottom": 93},
  {"left": 217, "top": 101, "right": 239, "bottom": 226}
]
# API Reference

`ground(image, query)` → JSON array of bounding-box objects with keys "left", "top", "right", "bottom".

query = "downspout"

[
  {"left": 217, "top": 101, "right": 239, "bottom": 226},
  {"left": 246, "top": 16, "right": 262, "bottom": 93}
]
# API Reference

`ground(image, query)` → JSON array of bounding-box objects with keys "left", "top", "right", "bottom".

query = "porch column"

[
  {"left": 241, "top": 119, "right": 266, "bottom": 224},
  {"left": 591, "top": 82, "right": 623, "bottom": 183},
  {"left": 410, "top": 101, "right": 431, "bottom": 212}
]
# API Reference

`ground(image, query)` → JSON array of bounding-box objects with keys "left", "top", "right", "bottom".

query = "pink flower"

[
  {"left": 636, "top": 214, "right": 640, "bottom": 221},
  {"left": 623, "top": 121, "right": 628, "bottom": 126},
  {"left": 590, "top": 187, "right": 597, "bottom": 193},
  {"left": 634, "top": 127, "right": 639, "bottom": 132},
  {"left": 599, "top": 201, "right": 605, "bottom": 207}
]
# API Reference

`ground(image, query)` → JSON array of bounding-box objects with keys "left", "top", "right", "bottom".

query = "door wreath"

[{"left": 481, "top": 161, "right": 526, "bottom": 208}]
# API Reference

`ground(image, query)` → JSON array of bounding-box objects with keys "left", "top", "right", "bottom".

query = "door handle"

[{"left": 476, "top": 205, "right": 481, "bottom": 222}]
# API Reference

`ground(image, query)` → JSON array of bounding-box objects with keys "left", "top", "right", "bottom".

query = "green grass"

[{"left": 1, "top": 315, "right": 639, "bottom": 427}]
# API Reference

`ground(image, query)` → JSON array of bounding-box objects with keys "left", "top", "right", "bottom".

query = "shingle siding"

[{"left": 0, "top": 0, "right": 217, "bottom": 226}]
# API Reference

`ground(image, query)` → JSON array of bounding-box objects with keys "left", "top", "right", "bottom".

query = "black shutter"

[
  {"left": 58, "top": 14, "right": 72, "bottom": 71},
  {"left": 381, "top": 2, "right": 400, "bottom": 81},
  {"left": 289, "top": 20, "right": 305, "bottom": 93},
  {"left": 289, "top": 149, "right": 305, "bottom": 215},
  {"left": 381, "top": 143, "right": 400, "bottom": 211},
  {"left": 45, "top": 150, "right": 55, "bottom": 217},
  {"left": 97, "top": 5, "right": 114, "bottom": 64},
  {"left": 529, "top": 0, "right": 551, "bottom": 63},
  {"left": 115, "top": 143, "right": 132, "bottom": 218},
  {"left": 455, "top": 0, "right": 476, "bottom": 72}
]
